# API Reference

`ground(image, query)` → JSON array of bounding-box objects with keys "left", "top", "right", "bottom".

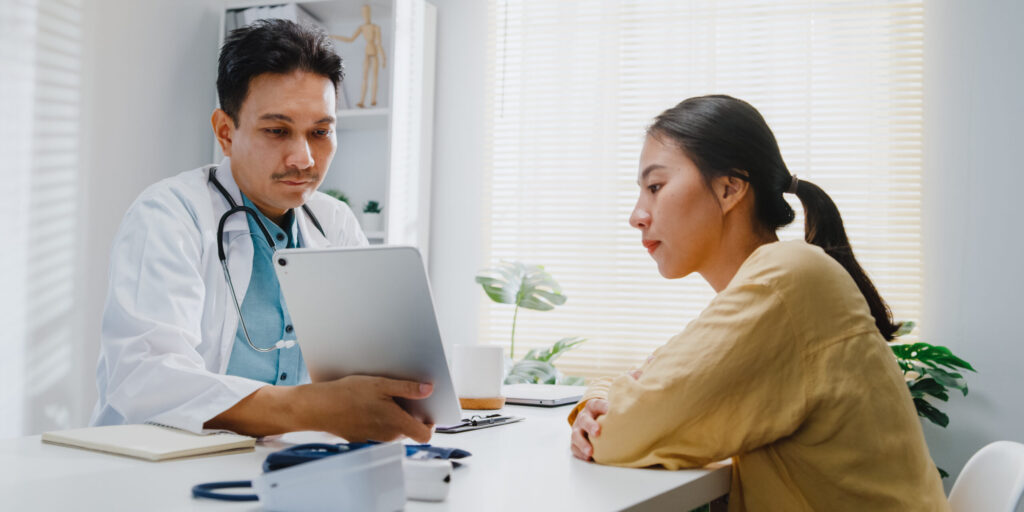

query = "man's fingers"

[
  {"left": 387, "top": 402, "right": 433, "bottom": 443},
  {"left": 377, "top": 378, "right": 433, "bottom": 399}
]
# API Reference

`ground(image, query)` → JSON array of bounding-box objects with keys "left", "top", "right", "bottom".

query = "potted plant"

[
  {"left": 321, "top": 188, "right": 350, "bottom": 206},
  {"left": 475, "top": 261, "right": 586, "bottom": 385},
  {"left": 361, "top": 200, "right": 383, "bottom": 232},
  {"left": 890, "top": 320, "right": 975, "bottom": 478}
]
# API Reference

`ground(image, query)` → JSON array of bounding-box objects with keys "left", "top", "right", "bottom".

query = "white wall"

[
  {"left": 74, "top": 0, "right": 222, "bottom": 428},
  {"left": 922, "top": 0, "right": 1024, "bottom": 487},
  {"left": 424, "top": 0, "right": 487, "bottom": 349}
]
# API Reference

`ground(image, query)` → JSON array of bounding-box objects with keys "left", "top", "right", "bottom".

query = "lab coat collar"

[
  {"left": 209, "top": 157, "right": 249, "bottom": 235},
  {"left": 210, "top": 157, "right": 330, "bottom": 248}
]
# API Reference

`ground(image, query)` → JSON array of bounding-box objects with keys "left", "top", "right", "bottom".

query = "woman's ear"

[{"left": 712, "top": 174, "right": 751, "bottom": 215}]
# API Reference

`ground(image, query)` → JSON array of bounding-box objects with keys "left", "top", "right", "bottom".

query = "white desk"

[{"left": 0, "top": 405, "right": 730, "bottom": 511}]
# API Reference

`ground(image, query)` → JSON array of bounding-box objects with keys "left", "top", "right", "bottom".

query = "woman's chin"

[{"left": 655, "top": 260, "right": 691, "bottom": 280}]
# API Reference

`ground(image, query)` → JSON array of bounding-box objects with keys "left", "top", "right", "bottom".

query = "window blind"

[
  {"left": 482, "top": 0, "right": 923, "bottom": 380},
  {"left": 0, "top": 0, "right": 83, "bottom": 435}
]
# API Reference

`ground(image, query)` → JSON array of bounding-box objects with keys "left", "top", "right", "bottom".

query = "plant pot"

[{"left": 361, "top": 212, "right": 383, "bottom": 233}]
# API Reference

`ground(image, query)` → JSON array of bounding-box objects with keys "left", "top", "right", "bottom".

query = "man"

[{"left": 91, "top": 20, "right": 433, "bottom": 443}]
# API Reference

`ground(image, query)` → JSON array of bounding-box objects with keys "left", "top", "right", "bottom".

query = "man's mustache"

[{"left": 272, "top": 169, "right": 319, "bottom": 181}]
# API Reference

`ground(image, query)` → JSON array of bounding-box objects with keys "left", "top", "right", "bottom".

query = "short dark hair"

[{"left": 217, "top": 19, "right": 343, "bottom": 126}]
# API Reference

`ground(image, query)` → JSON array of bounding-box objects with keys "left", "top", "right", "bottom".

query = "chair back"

[{"left": 948, "top": 441, "right": 1024, "bottom": 512}]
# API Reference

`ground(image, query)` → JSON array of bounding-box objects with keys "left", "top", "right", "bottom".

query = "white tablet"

[{"left": 273, "top": 246, "right": 462, "bottom": 426}]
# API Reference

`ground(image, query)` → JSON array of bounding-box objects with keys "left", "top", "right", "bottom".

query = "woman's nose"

[{"left": 629, "top": 205, "right": 650, "bottom": 230}]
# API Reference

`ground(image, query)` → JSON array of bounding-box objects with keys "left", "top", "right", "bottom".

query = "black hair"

[
  {"left": 648, "top": 95, "right": 899, "bottom": 340},
  {"left": 217, "top": 19, "right": 343, "bottom": 126}
]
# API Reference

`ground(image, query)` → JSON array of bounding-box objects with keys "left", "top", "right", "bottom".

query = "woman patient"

[{"left": 568, "top": 95, "right": 948, "bottom": 510}]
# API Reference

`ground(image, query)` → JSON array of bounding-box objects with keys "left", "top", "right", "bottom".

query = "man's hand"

[
  {"left": 205, "top": 375, "right": 435, "bottom": 443},
  {"left": 570, "top": 398, "right": 609, "bottom": 461},
  {"left": 298, "top": 376, "right": 435, "bottom": 443}
]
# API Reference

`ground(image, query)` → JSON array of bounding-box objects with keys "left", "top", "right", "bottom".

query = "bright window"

[{"left": 482, "top": 0, "right": 923, "bottom": 379}]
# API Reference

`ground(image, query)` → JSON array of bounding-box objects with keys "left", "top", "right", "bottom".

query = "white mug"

[{"left": 452, "top": 344, "right": 504, "bottom": 404}]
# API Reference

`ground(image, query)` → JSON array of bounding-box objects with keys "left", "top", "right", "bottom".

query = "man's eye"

[
  {"left": 648, "top": 184, "right": 662, "bottom": 193},
  {"left": 314, "top": 129, "right": 332, "bottom": 137},
  {"left": 264, "top": 128, "right": 286, "bottom": 136}
]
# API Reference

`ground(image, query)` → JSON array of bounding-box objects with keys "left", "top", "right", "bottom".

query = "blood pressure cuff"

[{"left": 263, "top": 442, "right": 471, "bottom": 473}]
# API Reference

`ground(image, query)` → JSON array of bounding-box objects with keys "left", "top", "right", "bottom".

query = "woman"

[{"left": 568, "top": 95, "right": 948, "bottom": 510}]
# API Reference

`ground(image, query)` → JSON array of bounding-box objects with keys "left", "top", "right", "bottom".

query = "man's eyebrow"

[
  {"left": 638, "top": 164, "right": 666, "bottom": 185},
  {"left": 257, "top": 113, "right": 336, "bottom": 125},
  {"left": 258, "top": 113, "right": 293, "bottom": 123}
]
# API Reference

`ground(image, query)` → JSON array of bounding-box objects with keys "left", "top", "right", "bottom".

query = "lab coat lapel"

[
  {"left": 208, "top": 158, "right": 254, "bottom": 303},
  {"left": 296, "top": 204, "right": 331, "bottom": 249}
]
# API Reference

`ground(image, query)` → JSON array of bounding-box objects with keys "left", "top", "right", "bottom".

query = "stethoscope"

[{"left": 209, "top": 167, "right": 326, "bottom": 353}]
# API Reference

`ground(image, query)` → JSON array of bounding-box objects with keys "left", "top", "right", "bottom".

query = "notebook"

[{"left": 41, "top": 424, "right": 255, "bottom": 461}]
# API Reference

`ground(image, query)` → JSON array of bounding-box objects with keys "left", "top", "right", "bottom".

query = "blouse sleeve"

[{"left": 587, "top": 282, "right": 808, "bottom": 469}]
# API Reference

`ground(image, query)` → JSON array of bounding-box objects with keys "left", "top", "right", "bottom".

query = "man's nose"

[{"left": 286, "top": 137, "right": 315, "bottom": 170}]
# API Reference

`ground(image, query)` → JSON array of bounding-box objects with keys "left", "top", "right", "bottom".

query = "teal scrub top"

[{"left": 224, "top": 194, "right": 310, "bottom": 386}]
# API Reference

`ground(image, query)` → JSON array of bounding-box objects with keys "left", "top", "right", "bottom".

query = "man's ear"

[
  {"left": 211, "top": 109, "right": 235, "bottom": 157},
  {"left": 712, "top": 173, "right": 751, "bottom": 215}
]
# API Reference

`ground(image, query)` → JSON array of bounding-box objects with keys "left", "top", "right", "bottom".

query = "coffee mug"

[{"left": 452, "top": 344, "right": 506, "bottom": 410}]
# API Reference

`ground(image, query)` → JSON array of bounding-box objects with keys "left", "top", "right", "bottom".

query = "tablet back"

[{"left": 274, "top": 246, "right": 461, "bottom": 426}]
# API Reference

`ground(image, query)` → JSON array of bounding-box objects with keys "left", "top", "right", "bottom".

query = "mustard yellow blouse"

[{"left": 569, "top": 241, "right": 948, "bottom": 511}]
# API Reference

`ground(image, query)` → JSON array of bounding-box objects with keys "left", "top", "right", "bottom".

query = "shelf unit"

[{"left": 215, "top": 0, "right": 436, "bottom": 257}]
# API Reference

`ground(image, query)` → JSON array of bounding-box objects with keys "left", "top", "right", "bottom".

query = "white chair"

[{"left": 948, "top": 441, "right": 1024, "bottom": 512}]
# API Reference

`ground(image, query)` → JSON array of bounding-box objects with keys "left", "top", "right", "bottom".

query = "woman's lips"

[{"left": 642, "top": 240, "right": 660, "bottom": 254}]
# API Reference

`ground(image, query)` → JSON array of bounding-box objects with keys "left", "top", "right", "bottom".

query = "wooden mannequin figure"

[{"left": 331, "top": 4, "right": 386, "bottom": 108}]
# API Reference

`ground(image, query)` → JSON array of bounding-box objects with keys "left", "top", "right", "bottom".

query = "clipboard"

[{"left": 435, "top": 414, "right": 524, "bottom": 434}]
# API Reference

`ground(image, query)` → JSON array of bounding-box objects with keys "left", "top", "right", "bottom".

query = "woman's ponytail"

[
  {"left": 791, "top": 178, "right": 899, "bottom": 340},
  {"left": 650, "top": 95, "right": 900, "bottom": 341}
]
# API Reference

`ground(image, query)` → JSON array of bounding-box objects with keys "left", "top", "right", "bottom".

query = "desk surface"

[{"left": 0, "top": 405, "right": 730, "bottom": 511}]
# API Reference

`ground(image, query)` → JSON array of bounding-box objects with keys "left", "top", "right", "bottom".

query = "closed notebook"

[{"left": 41, "top": 424, "right": 255, "bottom": 461}]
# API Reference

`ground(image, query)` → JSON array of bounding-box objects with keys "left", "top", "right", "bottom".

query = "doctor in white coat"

[{"left": 92, "top": 19, "right": 434, "bottom": 442}]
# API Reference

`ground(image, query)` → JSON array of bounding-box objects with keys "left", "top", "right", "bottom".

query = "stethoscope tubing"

[{"left": 208, "top": 167, "right": 324, "bottom": 354}]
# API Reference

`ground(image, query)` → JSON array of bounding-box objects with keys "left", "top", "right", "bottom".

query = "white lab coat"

[{"left": 91, "top": 158, "right": 368, "bottom": 433}]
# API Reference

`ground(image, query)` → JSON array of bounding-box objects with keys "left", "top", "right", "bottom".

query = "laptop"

[
  {"left": 502, "top": 384, "right": 585, "bottom": 407},
  {"left": 273, "top": 246, "right": 462, "bottom": 426}
]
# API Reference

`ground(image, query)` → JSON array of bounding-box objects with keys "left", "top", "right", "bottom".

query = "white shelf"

[
  {"left": 336, "top": 108, "right": 389, "bottom": 130},
  {"left": 364, "top": 231, "right": 386, "bottom": 240}
]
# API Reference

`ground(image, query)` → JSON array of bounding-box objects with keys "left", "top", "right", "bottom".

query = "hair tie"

[{"left": 786, "top": 175, "right": 799, "bottom": 194}]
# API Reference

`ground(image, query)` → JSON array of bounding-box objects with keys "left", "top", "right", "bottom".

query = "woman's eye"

[
  {"left": 314, "top": 129, "right": 332, "bottom": 137},
  {"left": 648, "top": 184, "right": 662, "bottom": 193}
]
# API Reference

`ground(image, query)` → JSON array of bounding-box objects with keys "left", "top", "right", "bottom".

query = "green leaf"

[
  {"left": 520, "top": 337, "right": 586, "bottom": 363},
  {"left": 922, "top": 367, "right": 968, "bottom": 395},
  {"left": 938, "top": 467, "right": 949, "bottom": 479},
  {"left": 893, "top": 320, "right": 916, "bottom": 337},
  {"left": 504, "top": 359, "right": 559, "bottom": 385},
  {"left": 909, "top": 378, "right": 949, "bottom": 402},
  {"left": 914, "top": 397, "right": 949, "bottom": 428},
  {"left": 558, "top": 375, "right": 586, "bottom": 386},
  {"left": 475, "top": 261, "right": 567, "bottom": 311}
]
